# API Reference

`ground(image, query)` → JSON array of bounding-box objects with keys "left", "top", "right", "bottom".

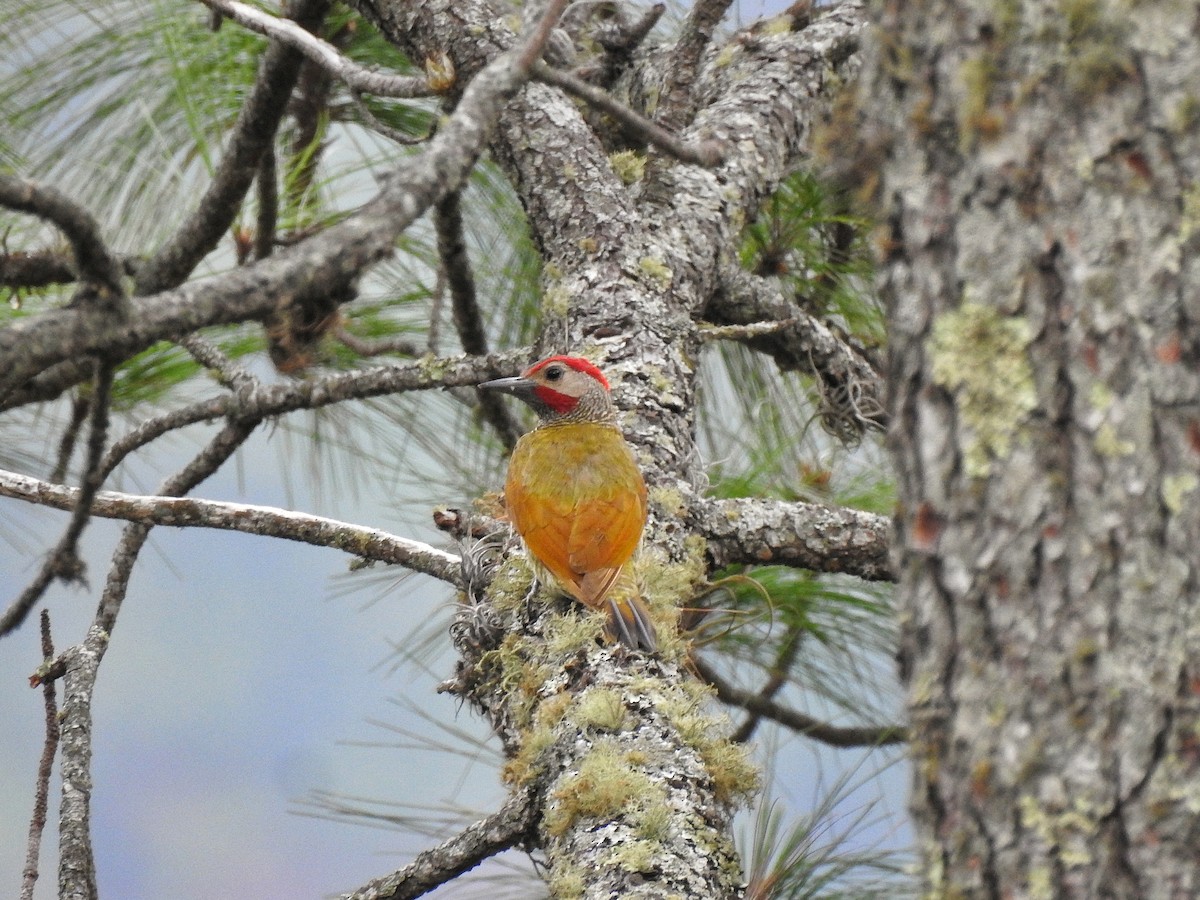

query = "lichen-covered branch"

[
  {"left": 693, "top": 496, "right": 893, "bottom": 582},
  {"left": 340, "top": 787, "right": 536, "bottom": 900}
]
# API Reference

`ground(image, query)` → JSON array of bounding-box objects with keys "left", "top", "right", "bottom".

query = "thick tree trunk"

[{"left": 862, "top": 0, "right": 1200, "bottom": 896}]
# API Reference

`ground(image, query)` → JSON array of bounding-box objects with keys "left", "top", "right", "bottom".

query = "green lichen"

[
  {"left": 929, "top": 301, "right": 1037, "bottom": 478},
  {"left": 574, "top": 687, "right": 629, "bottom": 733},
  {"left": 1180, "top": 182, "right": 1200, "bottom": 243},
  {"left": 546, "top": 859, "right": 586, "bottom": 899},
  {"left": 1028, "top": 865, "right": 1054, "bottom": 900},
  {"left": 541, "top": 284, "right": 572, "bottom": 318},
  {"left": 608, "top": 150, "right": 647, "bottom": 185},
  {"left": 1094, "top": 422, "right": 1135, "bottom": 457},
  {"left": 544, "top": 740, "right": 665, "bottom": 837},
  {"left": 478, "top": 632, "right": 552, "bottom": 730},
  {"left": 632, "top": 802, "right": 671, "bottom": 842},
  {"left": 416, "top": 351, "right": 450, "bottom": 382},
  {"left": 959, "top": 53, "right": 1003, "bottom": 148},
  {"left": 699, "top": 739, "right": 760, "bottom": 804},
  {"left": 543, "top": 607, "right": 607, "bottom": 656},
  {"left": 487, "top": 555, "right": 535, "bottom": 612},
  {"left": 637, "top": 256, "right": 673, "bottom": 291},
  {"left": 1058, "top": 0, "right": 1132, "bottom": 99},
  {"left": 654, "top": 681, "right": 759, "bottom": 804},
  {"left": 1088, "top": 382, "right": 1114, "bottom": 413},
  {"left": 714, "top": 44, "right": 739, "bottom": 68},
  {"left": 1171, "top": 96, "right": 1200, "bottom": 135},
  {"left": 608, "top": 839, "right": 658, "bottom": 873},
  {"left": 1162, "top": 472, "right": 1199, "bottom": 514},
  {"left": 648, "top": 485, "right": 686, "bottom": 517}
]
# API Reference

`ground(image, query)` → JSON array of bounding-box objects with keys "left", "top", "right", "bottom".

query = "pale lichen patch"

[{"left": 929, "top": 301, "right": 1037, "bottom": 477}]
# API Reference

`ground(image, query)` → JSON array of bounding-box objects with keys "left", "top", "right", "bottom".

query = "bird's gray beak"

[{"left": 478, "top": 375, "right": 535, "bottom": 398}]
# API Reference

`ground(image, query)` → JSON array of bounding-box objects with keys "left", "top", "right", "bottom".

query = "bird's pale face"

[{"left": 480, "top": 355, "right": 613, "bottom": 422}]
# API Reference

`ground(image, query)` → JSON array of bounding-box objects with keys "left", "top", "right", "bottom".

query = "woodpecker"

[{"left": 481, "top": 355, "right": 657, "bottom": 651}]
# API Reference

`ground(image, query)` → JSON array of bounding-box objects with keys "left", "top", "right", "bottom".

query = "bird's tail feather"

[{"left": 605, "top": 595, "right": 657, "bottom": 652}]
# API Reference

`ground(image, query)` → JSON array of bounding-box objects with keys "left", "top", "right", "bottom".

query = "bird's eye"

[{"left": 545, "top": 365, "right": 563, "bottom": 382}]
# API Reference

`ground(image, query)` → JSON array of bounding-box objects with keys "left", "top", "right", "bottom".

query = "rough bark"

[
  {"left": 345, "top": 2, "right": 868, "bottom": 895},
  {"left": 861, "top": 0, "right": 1200, "bottom": 896}
]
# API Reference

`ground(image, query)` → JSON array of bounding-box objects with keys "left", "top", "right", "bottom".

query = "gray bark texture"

[
  {"left": 859, "top": 0, "right": 1200, "bottom": 896},
  {"left": 344, "top": 1, "right": 867, "bottom": 896}
]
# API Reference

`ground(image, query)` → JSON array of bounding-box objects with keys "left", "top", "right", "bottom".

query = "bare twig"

[
  {"left": 339, "top": 787, "right": 537, "bottom": 900},
  {"left": 709, "top": 266, "right": 887, "bottom": 438},
  {"left": 0, "top": 177, "right": 125, "bottom": 300},
  {"left": 730, "top": 623, "right": 804, "bottom": 743},
  {"left": 0, "top": 470, "right": 464, "bottom": 587},
  {"left": 533, "top": 63, "right": 725, "bottom": 167},
  {"left": 198, "top": 0, "right": 436, "bottom": 98},
  {"left": 19, "top": 611, "right": 59, "bottom": 900},
  {"left": 695, "top": 656, "right": 908, "bottom": 748},
  {"left": 334, "top": 327, "right": 421, "bottom": 358},
  {"left": 575, "top": 2, "right": 665, "bottom": 88},
  {"left": 350, "top": 90, "right": 430, "bottom": 146},
  {"left": 0, "top": 363, "right": 115, "bottom": 638},
  {"left": 50, "top": 392, "right": 91, "bottom": 484},
  {"left": 180, "top": 334, "right": 256, "bottom": 392},
  {"left": 435, "top": 191, "right": 523, "bottom": 450}
]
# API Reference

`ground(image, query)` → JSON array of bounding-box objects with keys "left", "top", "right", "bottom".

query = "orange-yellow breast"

[{"left": 504, "top": 422, "right": 647, "bottom": 609}]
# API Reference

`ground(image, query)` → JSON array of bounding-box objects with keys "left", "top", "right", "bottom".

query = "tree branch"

[
  {"left": 0, "top": 470, "right": 463, "bottom": 587},
  {"left": 20, "top": 611, "right": 59, "bottom": 900},
  {"left": 56, "top": 418, "right": 257, "bottom": 898},
  {"left": 533, "top": 63, "right": 725, "bottom": 166},
  {"left": 694, "top": 656, "right": 908, "bottom": 748},
  {"left": 198, "top": 0, "right": 436, "bottom": 98},
  {"left": 0, "top": 22, "right": 553, "bottom": 404},
  {"left": 730, "top": 622, "right": 804, "bottom": 743},
  {"left": 643, "top": 1, "right": 866, "bottom": 311},
  {"left": 655, "top": 0, "right": 734, "bottom": 132},
  {"left": 0, "top": 177, "right": 126, "bottom": 299},
  {"left": 706, "top": 266, "right": 886, "bottom": 439},
  {"left": 340, "top": 787, "right": 537, "bottom": 900},
  {"left": 0, "top": 363, "right": 115, "bottom": 637},
  {"left": 134, "top": 0, "right": 331, "bottom": 296},
  {"left": 434, "top": 191, "right": 523, "bottom": 451},
  {"left": 0, "top": 250, "right": 137, "bottom": 291},
  {"left": 692, "top": 496, "right": 894, "bottom": 582}
]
